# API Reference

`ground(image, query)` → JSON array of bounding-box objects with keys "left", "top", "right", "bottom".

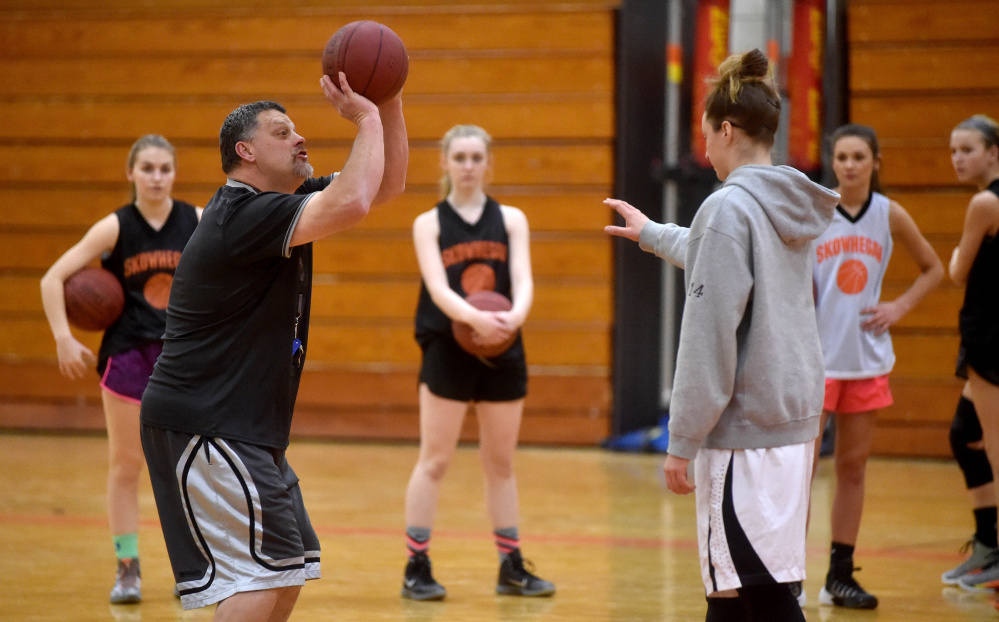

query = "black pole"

[
  {"left": 822, "top": 0, "right": 849, "bottom": 187},
  {"left": 611, "top": 0, "right": 668, "bottom": 435}
]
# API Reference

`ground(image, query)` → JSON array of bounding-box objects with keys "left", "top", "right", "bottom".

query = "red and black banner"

[
  {"left": 788, "top": 0, "right": 826, "bottom": 172},
  {"left": 690, "top": 0, "right": 730, "bottom": 167}
]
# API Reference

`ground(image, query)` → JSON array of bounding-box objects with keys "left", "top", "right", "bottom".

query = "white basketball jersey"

[{"left": 812, "top": 192, "right": 895, "bottom": 378}]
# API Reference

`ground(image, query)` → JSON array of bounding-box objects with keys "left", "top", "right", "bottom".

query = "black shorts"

[
  {"left": 140, "top": 425, "right": 320, "bottom": 610},
  {"left": 957, "top": 345, "right": 999, "bottom": 387},
  {"left": 419, "top": 335, "right": 527, "bottom": 402}
]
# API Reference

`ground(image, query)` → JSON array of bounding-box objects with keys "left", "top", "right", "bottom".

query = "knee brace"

[{"left": 950, "top": 396, "right": 993, "bottom": 489}]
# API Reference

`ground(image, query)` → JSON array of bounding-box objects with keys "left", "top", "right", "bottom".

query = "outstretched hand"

[
  {"left": 320, "top": 72, "right": 379, "bottom": 126},
  {"left": 603, "top": 198, "right": 649, "bottom": 242}
]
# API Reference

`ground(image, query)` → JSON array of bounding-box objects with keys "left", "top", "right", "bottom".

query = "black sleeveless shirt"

[
  {"left": 959, "top": 178, "right": 999, "bottom": 376},
  {"left": 98, "top": 200, "right": 199, "bottom": 374},
  {"left": 414, "top": 197, "right": 524, "bottom": 360}
]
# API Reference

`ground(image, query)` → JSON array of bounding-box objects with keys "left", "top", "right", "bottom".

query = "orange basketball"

[
  {"left": 322, "top": 21, "right": 409, "bottom": 104},
  {"left": 64, "top": 267, "right": 125, "bottom": 331},
  {"left": 836, "top": 259, "right": 868, "bottom": 295},
  {"left": 451, "top": 291, "right": 518, "bottom": 358}
]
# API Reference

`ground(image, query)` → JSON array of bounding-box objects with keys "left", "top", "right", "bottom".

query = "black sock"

[
  {"left": 829, "top": 542, "right": 856, "bottom": 580},
  {"left": 740, "top": 584, "right": 806, "bottom": 622},
  {"left": 975, "top": 507, "right": 998, "bottom": 547},
  {"left": 705, "top": 595, "right": 751, "bottom": 622}
]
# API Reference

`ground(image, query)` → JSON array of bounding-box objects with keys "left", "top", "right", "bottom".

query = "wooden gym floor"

[{"left": 0, "top": 431, "right": 995, "bottom": 621}]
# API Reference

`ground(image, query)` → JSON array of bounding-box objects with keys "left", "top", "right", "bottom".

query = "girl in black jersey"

[
  {"left": 402, "top": 125, "right": 554, "bottom": 600},
  {"left": 947, "top": 115, "right": 999, "bottom": 593},
  {"left": 40, "top": 135, "right": 201, "bottom": 605}
]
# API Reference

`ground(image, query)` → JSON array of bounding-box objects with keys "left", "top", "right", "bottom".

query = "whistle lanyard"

[{"left": 292, "top": 256, "right": 306, "bottom": 367}]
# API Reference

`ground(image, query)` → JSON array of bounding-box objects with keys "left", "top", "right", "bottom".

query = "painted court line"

[{"left": 0, "top": 511, "right": 961, "bottom": 562}]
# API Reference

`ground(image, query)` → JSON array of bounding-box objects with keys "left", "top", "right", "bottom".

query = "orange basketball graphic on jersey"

[
  {"left": 144, "top": 272, "right": 174, "bottom": 310},
  {"left": 836, "top": 259, "right": 868, "bottom": 295},
  {"left": 461, "top": 263, "right": 496, "bottom": 294}
]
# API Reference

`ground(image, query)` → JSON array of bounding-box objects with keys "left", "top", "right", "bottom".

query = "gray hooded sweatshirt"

[{"left": 638, "top": 165, "right": 838, "bottom": 460}]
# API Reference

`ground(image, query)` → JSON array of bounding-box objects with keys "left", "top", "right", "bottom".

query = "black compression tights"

[{"left": 705, "top": 584, "right": 805, "bottom": 622}]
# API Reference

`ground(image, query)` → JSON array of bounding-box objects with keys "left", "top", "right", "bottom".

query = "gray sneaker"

[
  {"left": 958, "top": 560, "right": 999, "bottom": 593},
  {"left": 110, "top": 558, "right": 142, "bottom": 604},
  {"left": 942, "top": 539, "right": 999, "bottom": 585}
]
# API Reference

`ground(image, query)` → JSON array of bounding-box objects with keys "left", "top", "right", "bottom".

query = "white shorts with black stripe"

[
  {"left": 694, "top": 442, "right": 812, "bottom": 596},
  {"left": 140, "top": 425, "right": 321, "bottom": 610}
]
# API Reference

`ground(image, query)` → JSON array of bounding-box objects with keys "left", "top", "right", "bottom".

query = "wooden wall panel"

[
  {"left": 0, "top": 0, "right": 618, "bottom": 16},
  {"left": 0, "top": 99, "right": 614, "bottom": 142},
  {"left": 3, "top": 273, "right": 612, "bottom": 324},
  {"left": 0, "top": 1, "right": 619, "bottom": 445},
  {"left": 849, "top": 0, "right": 998, "bottom": 457},
  {"left": 848, "top": 1, "right": 999, "bottom": 44},
  {"left": 880, "top": 284, "right": 962, "bottom": 330},
  {"left": 887, "top": 191, "right": 973, "bottom": 237},
  {"left": 0, "top": 12, "right": 614, "bottom": 56},
  {"left": 0, "top": 232, "right": 612, "bottom": 279},
  {"left": 307, "top": 236, "right": 611, "bottom": 279},
  {"left": 852, "top": 97, "right": 999, "bottom": 144},
  {"left": 0, "top": 144, "right": 612, "bottom": 187},
  {"left": 850, "top": 46, "right": 999, "bottom": 93},
  {"left": 2, "top": 57, "right": 613, "bottom": 98},
  {"left": 2, "top": 188, "right": 612, "bottom": 232}
]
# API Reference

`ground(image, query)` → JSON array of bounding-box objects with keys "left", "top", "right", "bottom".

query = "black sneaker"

[
  {"left": 819, "top": 565, "right": 878, "bottom": 609},
  {"left": 496, "top": 550, "right": 555, "bottom": 597},
  {"left": 401, "top": 553, "right": 446, "bottom": 601}
]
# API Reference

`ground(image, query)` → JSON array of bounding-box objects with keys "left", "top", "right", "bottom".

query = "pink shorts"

[
  {"left": 823, "top": 375, "right": 893, "bottom": 414},
  {"left": 100, "top": 341, "right": 163, "bottom": 404}
]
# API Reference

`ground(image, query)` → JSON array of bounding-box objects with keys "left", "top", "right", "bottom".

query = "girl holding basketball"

[
  {"left": 40, "top": 135, "right": 201, "bottom": 605},
  {"left": 945, "top": 114, "right": 999, "bottom": 593},
  {"left": 809, "top": 124, "right": 943, "bottom": 609},
  {"left": 606, "top": 49, "right": 838, "bottom": 621},
  {"left": 401, "top": 124, "right": 554, "bottom": 601}
]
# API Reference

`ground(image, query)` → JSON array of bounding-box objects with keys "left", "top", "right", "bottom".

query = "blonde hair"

[
  {"left": 703, "top": 49, "right": 781, "bottom": 147},
  {"left": 127, "top": 134, "right": 175, "bottom": 201},
  {"left": 438, "top": 124, "right": 492, "bottom": 198}
]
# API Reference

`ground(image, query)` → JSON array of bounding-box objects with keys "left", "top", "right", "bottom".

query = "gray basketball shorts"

[{"left": 140, "top": 425, "right": 321, "bottom": 610}]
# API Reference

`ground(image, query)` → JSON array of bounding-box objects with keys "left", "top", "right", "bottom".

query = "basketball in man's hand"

[
  {"left": 64, "top": 267, "right": 125, "bottom": 332},
  {"left": 322, "top": 21, "right": 409, "bottom": 104},
  {"left": 452, "top": 290, "right": 518, "bottom": 359}
]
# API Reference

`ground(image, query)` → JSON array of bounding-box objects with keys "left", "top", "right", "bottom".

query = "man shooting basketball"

[{"left": 138, "top": 73, "right": 407, "bottom": 622}]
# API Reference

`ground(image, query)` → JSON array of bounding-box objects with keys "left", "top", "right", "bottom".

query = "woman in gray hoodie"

[{"left": 605, "top": 48, "right": 838, "bottom": 621}]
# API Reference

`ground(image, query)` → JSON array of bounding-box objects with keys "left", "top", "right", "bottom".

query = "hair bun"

[
  {"left": 739, "top": 49, "right": 770, "bottom": 79},
  {"left": 715, "top": 48, "right": 773, "bottom": 103}
]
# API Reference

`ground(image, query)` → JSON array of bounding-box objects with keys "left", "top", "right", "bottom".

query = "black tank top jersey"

[
  {"left": 98, "top": 201, "right": 199, "bottom": 374},
  {"left": 414, "top": 197, "right": 524, "bottom": 360},
  {"left": 959, "top": 178, "right": 999, "bottom": 374}
]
